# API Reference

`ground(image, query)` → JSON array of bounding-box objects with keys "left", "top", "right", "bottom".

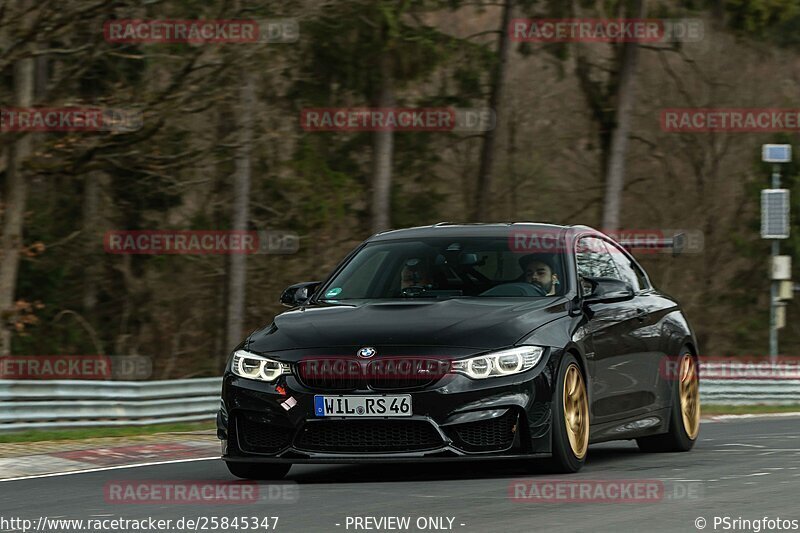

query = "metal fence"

[
  {"left": 699, "top": 361, "right": 800, "bottom": 405},
  {"left": 0, "top": 378, "right": 221, "bottom": 432},
  {"left": 0, "top": 369, "right": 798, "bottom": 432},
  {"left": 700, "top": 380, "right": 800, "bottom": 405}
]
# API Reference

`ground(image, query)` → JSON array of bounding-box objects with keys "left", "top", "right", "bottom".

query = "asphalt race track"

[{"left": 2, "top": 416, "right": 799, "bottom": 533}]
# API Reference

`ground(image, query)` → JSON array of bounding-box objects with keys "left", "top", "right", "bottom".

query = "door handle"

[{"left": 635, "top": 308, "right": 646, "bottom": 321}]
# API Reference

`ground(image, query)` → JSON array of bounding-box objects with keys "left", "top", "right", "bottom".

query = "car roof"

[{"left": 366, "top": 222, "right": 596, "bottom": 242}]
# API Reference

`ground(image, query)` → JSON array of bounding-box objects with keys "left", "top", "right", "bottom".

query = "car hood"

[{"left": 245, "top": 298, "right": 569, "bottom": 353}]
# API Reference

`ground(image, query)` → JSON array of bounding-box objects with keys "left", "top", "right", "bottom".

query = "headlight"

[
  {"left": 230, "top": 350, "right": 291, "bottom": 382},
  {"left": 451, "top": 346, "right": 544, "bottom": 379}
]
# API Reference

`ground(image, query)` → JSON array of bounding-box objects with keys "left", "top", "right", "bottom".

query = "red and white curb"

[{"left": 0, "top": 440, "right": 219, "bottom": 481}]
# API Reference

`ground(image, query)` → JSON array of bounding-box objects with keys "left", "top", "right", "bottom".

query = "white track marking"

[
  {"left": 703, "top": 412, "right": 800, "bottom": 422},
  {"left": 0, "top": 456, "right": 219, "bottom": 483}
]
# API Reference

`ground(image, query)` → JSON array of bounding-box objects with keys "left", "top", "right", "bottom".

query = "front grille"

[
  {"left": 236, "top": 415, "right": 293, "bottom": 454},
  {"left": 366, "top": 358, "right": 442, "bottom": 390},
  {"left": 295, "top": 420, "right": 443, "bottom": 452},
  {"left": 451, "top": 410, "right": 517, "bottom": 451},
  {"left": 297, "top": 359, "right": 364, "bottom": 390},
  {"left": 296, "top": 358, "right": 446, "bottom": 391}
]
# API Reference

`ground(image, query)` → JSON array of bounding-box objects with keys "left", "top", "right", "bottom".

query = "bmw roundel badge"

[{"left": 357, "top": 347, "right": 377, "bottom": 359}]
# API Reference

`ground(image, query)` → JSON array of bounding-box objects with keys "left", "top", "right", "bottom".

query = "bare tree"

[
  {"left": 371, "top": 52, "right": 396, "bottom": 233},
  {"left": 82, "top": 171, "right": 103, "bottom": 319},
  {"left": 0, "top": 4, "right": 35, "bottom": 355},
  {"left": 472, "top": 0, "right": 514, "bottom": 222},
  {"left": 225, "top": 72, "right": 256, "bottom": 351},
  {"left": 601, "top": 0, "right": 645, "bottom": 231}
]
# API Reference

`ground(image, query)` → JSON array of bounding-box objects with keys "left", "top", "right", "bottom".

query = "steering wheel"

[{"left": 401, "top": 285, "right": 430, "bottom": 297}]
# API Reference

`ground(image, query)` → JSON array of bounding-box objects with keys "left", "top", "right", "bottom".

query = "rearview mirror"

[
  {"left": 582, "top": 277, "right": 634, "bottom": 304},
  {"left": 459, "top": 253, "right": 480, "bottom": 266},
  {"left": 280, "top": 281, "right": 321, "bottom": 307}
]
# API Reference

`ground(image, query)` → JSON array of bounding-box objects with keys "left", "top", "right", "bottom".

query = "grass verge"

[{"left": 702, "top": 404, "right": 800, "bottom": 416}]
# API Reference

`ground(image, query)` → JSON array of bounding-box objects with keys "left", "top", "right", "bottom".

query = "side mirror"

[
  {"left": 582, "top": 277, "right": 634, "bottom": 304},
  {"left": 280, "top": 281, "right": 321, "bottom": 307}
]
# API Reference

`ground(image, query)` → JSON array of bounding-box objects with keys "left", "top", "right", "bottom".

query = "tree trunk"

[
  {"left": 82, "top": 171, "right": 103, "bottom": 319},
  {"left": 506, "top": 102, "right": 520, "bottom": 219},
  {"left": 213, "top": 114, "right": 227, "bottom": 366},
  {"left": 371, "top": 52, "right": 395, "bottom": 233},
  {"left": 471, "top": 0, "right": 513, "bottom": 222},
  {"left": 225, "top": 73, "right": 255, "bottom": 352},
  {"left": 601, "top": 0, "right": 645, "bottom": 231},
  {"left": 0, "top": 48, "right": 35, "bottom": 356}
]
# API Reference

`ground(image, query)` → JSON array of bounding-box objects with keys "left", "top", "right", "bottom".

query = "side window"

[
  {"left": 576, "top": 237, "right": 621, "bottom": 295},
  {"left": 606, "top": 242, "right": 642, "bottom": 292}
]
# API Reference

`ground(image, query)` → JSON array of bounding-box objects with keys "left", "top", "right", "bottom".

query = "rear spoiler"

[{"left": 617, "top": 232, "right": 688, "bottom": 257}]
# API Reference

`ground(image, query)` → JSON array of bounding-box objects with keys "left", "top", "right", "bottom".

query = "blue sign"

[{"left": 762, "top": 144, "right": 792, "bottom": 163}]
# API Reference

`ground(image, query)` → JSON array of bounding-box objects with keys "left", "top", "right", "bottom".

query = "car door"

[
  {"left": 604, "top": 240, "right": 673, "bottom": 415},
  {"left": 576, "top": 236, "right": 652, "bottom": 425},
  {"left": 607, "top": 246, "right": 679, "bottom": 413}
]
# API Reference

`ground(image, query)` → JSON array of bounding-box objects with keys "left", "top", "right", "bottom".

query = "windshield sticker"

[{"left": 325, "top": 287, "right": 342, "bottom": 298}]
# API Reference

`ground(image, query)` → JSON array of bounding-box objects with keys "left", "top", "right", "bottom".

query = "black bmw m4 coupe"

[{"left": 219, "top": 223, "right": 700, "bottom": 479}]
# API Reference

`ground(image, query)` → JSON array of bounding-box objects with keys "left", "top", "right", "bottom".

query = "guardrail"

[
  {"left": 0, "top": 378, "right": 221, "bottom": 432},
  {"left": 698, "top": 361, "right": 800, "bottom": 405},
  {"left": 0, "top": 369, "right": 798, "bottom": 432},
  {"left": 700, "top": 380, "right": 800, "bottom": 405}
]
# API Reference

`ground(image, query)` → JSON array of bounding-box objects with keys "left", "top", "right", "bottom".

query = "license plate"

[{"left": 314, "top": 395, "right": 412, "bottom": 417}]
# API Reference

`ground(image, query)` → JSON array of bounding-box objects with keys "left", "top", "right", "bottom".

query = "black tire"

[
  {"left": 548, "top": 353, "right": 589, "bottom": 473},
  {"left": 225, "top": 461, "right": 291, "bottom": 480},
  {"left": 637, "top": 351, "right": 699, "bottom": 453}
]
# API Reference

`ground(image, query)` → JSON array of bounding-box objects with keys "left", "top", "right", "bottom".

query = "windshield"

[{"left": 319, "top": 237, "right": 566, "bottom": 300}]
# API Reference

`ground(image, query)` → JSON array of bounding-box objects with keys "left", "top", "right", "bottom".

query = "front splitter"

[{"left": 222, "top": 453, "right": 550, "bottom": 464}]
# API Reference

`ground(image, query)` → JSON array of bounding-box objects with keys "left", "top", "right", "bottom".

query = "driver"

[
  {"left": 519, "top": 254, "right": 559, "bottom": 296},
  {"left": 400, "top": 258, "right": 433, "bottom": 290}
]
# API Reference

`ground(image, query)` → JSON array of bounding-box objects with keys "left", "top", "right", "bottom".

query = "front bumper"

[{"left": 218, "top": 353, "right": 558, "bottom": 463}]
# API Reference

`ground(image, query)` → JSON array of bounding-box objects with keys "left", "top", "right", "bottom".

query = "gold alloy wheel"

[
  {"left": 563, "top": 363, "right": 589, "bottom": 459},
  {"left": 679, "top": 354, "right": 700, "bottom": 439}
]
